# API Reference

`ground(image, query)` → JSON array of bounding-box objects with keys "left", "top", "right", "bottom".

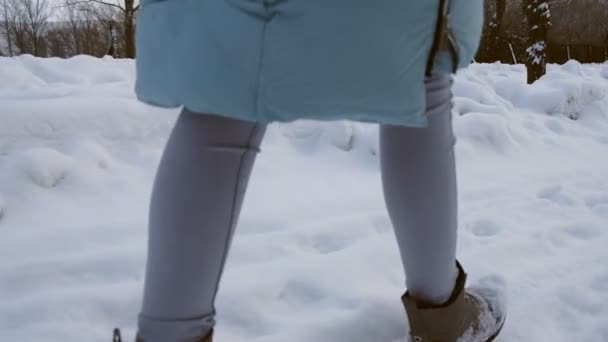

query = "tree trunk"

[
  {"left": 7, "top": 34, "right": 13, "bottom": 56},
  {"left": 1, "top": 2, "right": 13, "bottom": 55},
  {"left": 4, "top": 24, "right": 14, "bottom": 56},
  {"left": 123, "top": 0, "right": 136, "bottom": 58},
  {"left": 522, "top": 0, "right": 551, "bottom": 84},
  {"left": 488, "top": 0, "right": 507, "bottom": 62},
  {"left": 64, "top": 0, "right": 139, "bottom": 58},
  {"left": 31, "top": 32, "right": 39, "bottom": 56},
  {"left": 107, "top": 19, "right": 118, "bottom": 57},
  {"left": 123, "top": 13, "right": 134, "bottom": 58}
]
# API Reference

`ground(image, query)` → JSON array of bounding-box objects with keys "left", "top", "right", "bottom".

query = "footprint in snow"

[
  {"left": 522, "top": 118, "right": 542, "bottom": 133},
  {"left": 467, "top": 219, "right": 503, "bottom": 238},
  {"left": 537, "top": 186, "right": 578, "bottom": 207},
  {"left": 16, "top": 148, "right": 72, "bottom": 188},
  {"left": 590, "top": 205, "right": 608, "bottom": 218},
  {"left": 590, "top": 274, "right": 608, "bottom": 293},
  {"left": 277, "top": 277, "right": 326, "bottom": 306},
  {"left": 556, "top": 286, "right": 604, "bottom": 315},
  {"left": 544, "top": 118, "right": 565, "bottom": 135},
  {"left": 370, "top": 215, "right": 392, "bottom": 235},
  {"left": 308, "top": 231, "right": 358, "bottom": 254},
  {"left": 238, "top": 219, "right": 288, "bottom": 236},
  {"left": 295, "top": 218, "right": 376, "bottom": 254},
  {"left": 545, "top": 222, "right": 603, "bottom": 248},
  {"left": 584, "top": 194, "right": 608, "bottom": 218},
  {"left": 308, "top": 296, "right": 406, "bottom": 342},
  {"left": 584, "top": 194, "right": 608, "bottom": 207}
]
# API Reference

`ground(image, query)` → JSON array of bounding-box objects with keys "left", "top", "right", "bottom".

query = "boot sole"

[{"left": 485, "top": 315, "right": 506, "bottom": 342}]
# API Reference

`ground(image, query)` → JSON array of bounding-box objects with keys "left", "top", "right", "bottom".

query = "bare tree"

[
  {"left": 63, "top": 0, "right": 84, "bottom": 54},
  {"left": 489, "top": 0, "right": 507, "bottom": 51},
  {"left": 477, "top": 0, "right": 509, "bottom": 62},
  {"left": 64, "top": 0, "right": 138, "bottom": 58},
  {"left": 1, "top": 0, "right": 30, "bottom": 55},
  {"left": 0, "top": 0, "right": 51, "bottom": 56},
  {"left": 22, "top": 0, "right": 52, "bottom": 56},
  {"left": 60, "top": 0, "right": 112, "bottom": 56},
  {"left": 0, "top": 0, "right": 14, "bottom": 55},
  {"left": 45, "top": 23, "right": 72, "bottom": 57}
]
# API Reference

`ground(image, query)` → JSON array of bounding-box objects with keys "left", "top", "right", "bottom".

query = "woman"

[{"left": 122, "top": 0, "right": 506, "bottom": 341}]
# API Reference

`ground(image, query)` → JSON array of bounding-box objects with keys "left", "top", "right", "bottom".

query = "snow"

[
  {"left": 1, "top": 55, "right": 608, "bottom": 342},
  {"left": 526, "top": 42, "right": 547, "bottom": 65}
]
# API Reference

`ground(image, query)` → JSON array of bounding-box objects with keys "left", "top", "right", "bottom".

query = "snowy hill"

[{"left": 1, "top": 55, "right": 608, "bottom": 342}]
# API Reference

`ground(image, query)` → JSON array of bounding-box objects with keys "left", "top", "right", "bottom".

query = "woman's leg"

[
  {"left": 137, "top": 109, "right": 266, "bottom": 342},
  {"left": 380, "top": 74, "right": 458, "bottom": 305}
]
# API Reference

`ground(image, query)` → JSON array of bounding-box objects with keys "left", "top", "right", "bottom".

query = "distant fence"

[
  {"left": 547, "top": 44, "right": 608, "bottom": 64},
  {"left": 476, "top": 41, "right": 608, "bottom": 64}
]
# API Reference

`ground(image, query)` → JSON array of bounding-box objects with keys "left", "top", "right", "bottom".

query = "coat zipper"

[{"left": 425, "top": 0, "right": 460, "bottom": 76}]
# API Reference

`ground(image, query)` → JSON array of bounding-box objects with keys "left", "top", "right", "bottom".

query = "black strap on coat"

[{"left": 426, "top": 0, "right": 460, "bottom": 76}]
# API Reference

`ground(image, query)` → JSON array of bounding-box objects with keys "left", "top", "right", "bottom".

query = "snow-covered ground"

[{"left": 1, "top": 55, "right": 608, "bottom": 342}]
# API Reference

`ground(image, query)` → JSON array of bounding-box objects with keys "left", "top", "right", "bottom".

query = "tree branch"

[
  {"left": 89, "top": 0, "right": 124, "bottom": 11},
  {"left": 64, "top": 0, "right": 124, "bottom": 12}
]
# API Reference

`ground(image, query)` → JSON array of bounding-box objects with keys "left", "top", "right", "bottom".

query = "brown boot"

[
  {"left": 195, "top": 330, "right": 214, "bottom": 342},
  {"left": 190, "top": 329, "right": 213, "bottom": 342},
  {"left": 402, "top": 262, "right": 506, "bottom": 342}
]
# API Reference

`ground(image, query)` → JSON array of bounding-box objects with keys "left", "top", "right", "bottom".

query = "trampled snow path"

[{"left": 1, "top": 56, "right": 608, "bottom": 342}]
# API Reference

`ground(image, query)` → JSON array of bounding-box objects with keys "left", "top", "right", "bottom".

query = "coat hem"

[{"left": 135, "top": 93, "right": 429, "bottom": 128}]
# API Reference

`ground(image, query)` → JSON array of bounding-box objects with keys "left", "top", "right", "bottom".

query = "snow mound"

[
  {"left": 601, "top": 66, "right": 608, "bottom": 79},
  {"left": 1, "top": 56, "right": 608, "bottom": 342},
  {"left": 15, "top": 148, "right": 72, "bottom": 188},
  {"left": 527, "top": 64, "right": 608, "bottom": 120},
  {"left": 63, "top": 140, "right": 113, "bottom": 171},
  {"left": 454, "top": 112, "right": 521, "bottom": 154},
  {"left": 0, "top": 58, "right": 45, "bottom": 90}
]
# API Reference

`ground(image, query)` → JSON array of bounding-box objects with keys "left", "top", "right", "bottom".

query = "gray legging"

[{"left": 138, "top": 74, "right": 458, "bottom": 341}]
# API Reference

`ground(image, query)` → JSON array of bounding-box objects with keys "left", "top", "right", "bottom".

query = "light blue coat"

[{"left": 135, "top": 0, "right": 483, "bottom": 127}]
